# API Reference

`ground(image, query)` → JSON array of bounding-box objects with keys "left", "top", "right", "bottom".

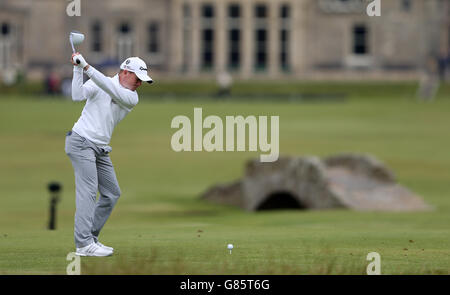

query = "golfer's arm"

[
  {"left": 71, "top": 67, "right": 87, "bottom": 101},
  {"left": 84, "top": 66, "right": 138, "bottom": 109}
]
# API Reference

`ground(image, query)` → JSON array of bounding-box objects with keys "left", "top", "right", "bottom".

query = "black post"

[{"left": 48, "top": 182, "right": 62, "bottom": 230}]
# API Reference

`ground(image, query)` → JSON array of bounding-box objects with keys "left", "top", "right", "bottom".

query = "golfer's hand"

[{"left": 71, "top": 53, "right": 89, "bottom": 70}]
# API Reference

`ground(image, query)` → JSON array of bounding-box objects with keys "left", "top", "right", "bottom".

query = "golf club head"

[
  {"left": 70, "top": 31, "right": 85, "bottom": 46},
  {"left": 69, "top": 31, "right": 84, "bottom": 64}
]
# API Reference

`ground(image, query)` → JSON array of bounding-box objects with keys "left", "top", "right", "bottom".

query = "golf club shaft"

[{"left": 69, "top": 36, "right": 80, "bottom": 64}]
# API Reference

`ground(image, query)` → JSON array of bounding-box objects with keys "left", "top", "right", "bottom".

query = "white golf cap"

[{"left": 120, "top": 57, "right": 153, "bottom": 84}]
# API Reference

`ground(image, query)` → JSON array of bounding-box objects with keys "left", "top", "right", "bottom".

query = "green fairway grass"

[{"left": 0, "top": 89, "right": 449, "bottom": 274}]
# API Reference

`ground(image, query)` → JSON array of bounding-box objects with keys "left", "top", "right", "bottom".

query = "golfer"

[{"left": 65, "top": 53, "right": 152, "bottom": 256}]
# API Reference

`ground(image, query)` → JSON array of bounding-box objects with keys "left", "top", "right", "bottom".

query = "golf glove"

[{"left": 73, "top": 54, "right": 88, "bottom": 69}]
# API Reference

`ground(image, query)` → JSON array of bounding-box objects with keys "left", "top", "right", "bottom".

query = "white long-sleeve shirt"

[{"left": 71, "top": 66, "right": 139, "bottom": 146}]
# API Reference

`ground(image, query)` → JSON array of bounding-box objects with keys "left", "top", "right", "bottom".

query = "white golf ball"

[{"left": 227, "top": 244, "right": 234, "bottom": 250}]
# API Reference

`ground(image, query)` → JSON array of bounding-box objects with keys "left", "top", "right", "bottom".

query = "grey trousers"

[{"left": 65, "top": 131, "right": 121, "bottom": 248}]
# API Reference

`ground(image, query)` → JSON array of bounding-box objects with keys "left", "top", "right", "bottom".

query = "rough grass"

[{"left": 81, "top": 247, "right": 368, "bottom": 275}]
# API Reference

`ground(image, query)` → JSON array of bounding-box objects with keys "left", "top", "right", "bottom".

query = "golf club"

[{"left": 69, "top": 31, "right": 85, "bottom": 64}]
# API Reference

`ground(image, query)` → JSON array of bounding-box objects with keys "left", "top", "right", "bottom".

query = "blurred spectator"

[
  {"left": 417, "top": 55, "right": 440, "bottom": 101},
  {"left": 437, "top": 48, "right": 448, "bottom": 80},
  {"left": 45, "top": 69, "right": 61, "bottom": 95},
  {"left": 216, "top": 71, "right": 233, "bottom": 98},
  {"left": 15, "top": 68, "right": 25, "bottom": 84},
  {"left": 2, "top": 68, "right": 17, "bottom": 86}
]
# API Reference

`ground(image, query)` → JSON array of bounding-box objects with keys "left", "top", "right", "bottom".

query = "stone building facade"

[{"left": 0, "top": 0, "right": 448, "bottom": 81}]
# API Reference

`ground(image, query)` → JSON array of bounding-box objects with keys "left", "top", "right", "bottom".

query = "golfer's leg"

[
  {"left": 91, "top": 154, "right": 121, "bottom": 241},
  {"left": 66, "top": 134, "right": 98, "bottom": 248}
]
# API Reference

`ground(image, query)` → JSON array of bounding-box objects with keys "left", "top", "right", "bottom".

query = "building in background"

[{"left": 0, "top": 0, "right": 449, "bottom": 81}]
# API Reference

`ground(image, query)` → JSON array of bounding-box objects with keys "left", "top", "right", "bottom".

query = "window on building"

[
  {"left": 91, "top": 21, "right": 102, "bottom": 52},
  {"left": 202, "top": 29, "right": 214, "bottom": 69},
  {"left": 401, "top": 0, "right": 412, "bottom": 11},
  {"left": 148, "top": 22, "right": 159, "bottom": 54},
  {"left": 182, "top": 3, "right": 192, "bottom": 71},
  {"left": 255, "top": 4, "right": 267, "bottom": 18},
  {"left": 203, "top": 4, "right": 214, "bottom": 18},
  {"left": 228, "top": 4, "right": 241, "bottom": 70},
  {"left": 254, "top": 4, "right": 268, "bottom": 71},
  {"left": 280, "top": 3, "right": 290, "bottom": 18},
  {"left": 117, "top": 22, "right": 133, "bottom": 62},
  {"left": 0, "top": 22, "right": 11, "bottom": 69},
  {"left": 119, "top": 22, "right": 131, "bottom": 34},
  {"left": 353, "top": 24, "right": 369, "bottom": 55},
  {"left": 280, "top": 4, "right": 290, "bottom": 71},
  {"left": 1, "top": 22, "right": 10, "bottom": 36},
  {"left": 183, "top": 3, "right": 191, "bottom": 18},
  {"left": 229, "top": 4, "right": 240, "bottom": 18},
  {"left": 280, "top": 30, "right": 289, "bottom": 71},
  {"left": 201, "top": 4, "right": 214, "bottom": 70},
  {"left": 255, "top": 29, "right": 267, "bottom": 70},
  {"left": 229, "top": 29, "right": 240, "bottom": 69}
]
